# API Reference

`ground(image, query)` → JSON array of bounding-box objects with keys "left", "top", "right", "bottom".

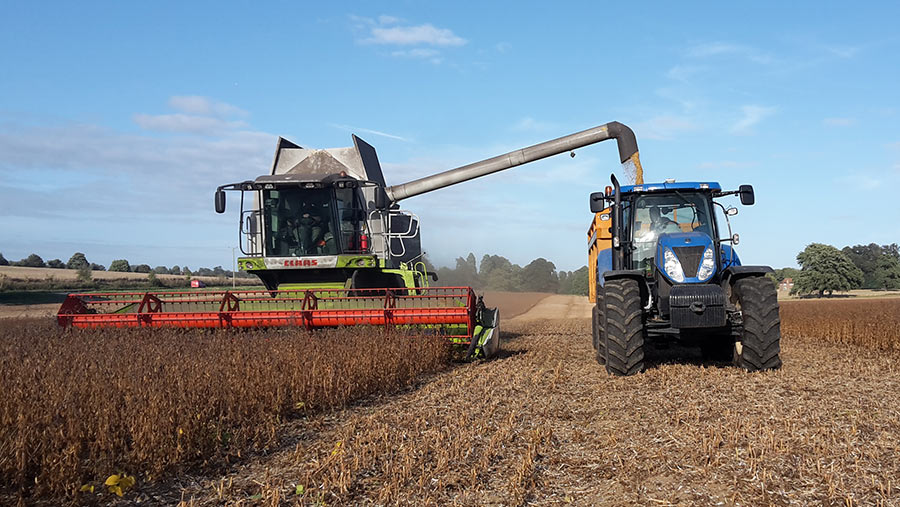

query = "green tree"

[
  {"left": 67, "top": 252, "right": 89, "bottom": 270},
  {"left": 793, "top": 243, "right": 863, "bottom": 297},
  {"left": 20, "top": 254, "right": 45, "bottom": 267},
  {"left": 479, "top": 254, "right": 521, "bottom": 291},
  {"left": 772, "top": 267, "right": 800, "bottom": 283},
  {"left": 873, "top": 254, "right": 900, "bottom": 289},
  {"left": 46, "top": 259, "right": 65, "bottom": 269},
  {"left": 0, "top": 252, "right": 8, "bottom": 266},
  {"left": 563, "top": 266, "right": 590, "bottom": 296},
  {"left": 169, "top": 265, "right": 182, "bottom": 275},
  {"left": 520, "top": 258, "right": 559, "bottom": 293},
  {"left": 109, "top": 259, "right": 131, "bottom": 272},
  {"left": 842, "top": 243, "right": 900, "bottom": 289},
  {"left": 152, "top": 266, "right": 169, "bottom": 274},
  {"left": 76, "top": 264, "right": 92, "bottom": 283},
  {"left": 90, "top": 263, "right": 105, "bottom": 271},
  {"left": 133, "top": 264, "right": 151, "bottom": 273}
]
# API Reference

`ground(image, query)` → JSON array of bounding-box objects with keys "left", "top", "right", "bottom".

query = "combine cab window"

[
  {"left": 262, "top": 187, "right": 367, "bottom": 257},
  {"left": 630, "top": 192, "right": 714, "bottom": 271}
]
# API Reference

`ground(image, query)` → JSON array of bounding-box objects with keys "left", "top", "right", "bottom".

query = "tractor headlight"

[
  {"left": 664, "top": 248, "right": 685, "bottom": 282},
  {"left": 697, "top": 246, "right": 716, "bottom": 281}
]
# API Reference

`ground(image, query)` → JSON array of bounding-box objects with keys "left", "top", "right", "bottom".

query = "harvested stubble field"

[{"left": 2, "top": 294, "right": 900, "bottom": 505}]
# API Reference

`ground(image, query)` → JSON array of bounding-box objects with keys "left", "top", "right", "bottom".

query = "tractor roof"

[{"left": 617, "top": 181, "right": 721, "bottom": 194}]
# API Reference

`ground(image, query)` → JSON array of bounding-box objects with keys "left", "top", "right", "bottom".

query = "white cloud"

[
  {"left": 390, "top": 48, "right": 442, "bottom": 64},
  {"left": 377, "top": 15, "right": 401, "bottom": 25},
  {"left": 635, "top": 115, "right": 696, "bottom": 140},
  {"left": 731, "top": 105, "right": 776, "bottom": 133},
  {"left": 823, "top": 45, "right": 860, "bottom": 59},
  {"left": 329, "top": 123, "right": 410, "bottom": 142},
  {"left": 665, "top": 65, "right": 705, "bottom": 83},
  {"left": 133, "top": 113, "right": 246, "bottom": 134},
  {"left": 168, "top": 95, "right": 246, "bottom": 117},
  {"left": 495, "top": 42, "right": 512, "bottom": 53},
  {"left": 366, "top": 23, "right": 466, "bottom": 46},
  {"left": 686, "top": 42, "right": 772, "bottom": 64},
  {"left": 697, "top": 160, "right": 756, "bottom": 170},
  {"left": 511, "top": 117, "right": 555, "bottom": 132},
  {"left": 823, "top": 117, "right": 857, "bottom": 127}
]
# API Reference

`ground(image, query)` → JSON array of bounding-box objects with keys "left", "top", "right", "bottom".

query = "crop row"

[
  {"left": 780, "top": 297, "right": 900, "bottom": 351},
  {"left": 0, "top": 320, "right": 448, "bottom": 502}
]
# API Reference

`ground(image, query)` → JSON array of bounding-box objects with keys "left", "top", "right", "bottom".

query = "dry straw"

[{"left": 0, "top": 319, "right": 448, "bottom": 502}]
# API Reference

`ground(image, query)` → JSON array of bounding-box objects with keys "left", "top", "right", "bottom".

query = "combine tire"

[
  {"left": 603, "top": 279, "right": 645, "bottom": 376},
  {"left": 732, "top": 276, "right": 782, "bottom": 372}
]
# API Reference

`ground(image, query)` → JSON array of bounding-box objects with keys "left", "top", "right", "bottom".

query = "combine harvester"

[{"left": 59, "top": 122, "right": 643, "bottom": 358}]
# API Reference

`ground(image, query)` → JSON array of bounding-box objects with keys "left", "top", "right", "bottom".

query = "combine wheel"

[
  {"left": 603, "top": 279, "right": 645, "bottom": 376},
  {"left": 732, "top": 276, "right": 782, "bottom": 371}
]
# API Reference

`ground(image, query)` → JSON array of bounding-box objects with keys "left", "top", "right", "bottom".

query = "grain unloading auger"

[{"left": 59, "top": 122, "right": 643, "bottom": 358}]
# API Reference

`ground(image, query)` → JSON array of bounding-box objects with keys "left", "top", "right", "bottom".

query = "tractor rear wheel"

[
  {"left": 603, "top": 279, "right": 645, "bottom": 376},
  {"left": 732, "top": 276, "right": 782, "bottom": 371},
  {"left": 592, "top": 295, "right": 606, "bottom": 365}
]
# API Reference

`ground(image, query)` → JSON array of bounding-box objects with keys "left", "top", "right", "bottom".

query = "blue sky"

[{"left": 1, "top": 2, "right": 898, "bottom": 272}]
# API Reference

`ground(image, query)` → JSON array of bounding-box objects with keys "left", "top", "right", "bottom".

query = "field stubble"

[
  {"left": 170, "top": 301, "right": 900, "bottom": 506},
  {"left": 2, "top": 295, "right": 900, "bottom": 505}
]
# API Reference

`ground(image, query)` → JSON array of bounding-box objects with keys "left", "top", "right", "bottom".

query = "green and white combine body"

[{"left": 217, "top": 135, "right": 499, "bottom": 357}]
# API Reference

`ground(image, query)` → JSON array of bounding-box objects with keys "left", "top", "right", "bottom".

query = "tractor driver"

[{"left": 649, "top": 206, "right": 680, "bottom": 234}]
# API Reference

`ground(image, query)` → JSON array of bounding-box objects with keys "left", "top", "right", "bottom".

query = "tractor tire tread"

[
  {"left": 734, "top": 277, "right": 782, "bottom": 371},
  {"left": 603, "top": 279, "right": 645, "bottom": 376}
]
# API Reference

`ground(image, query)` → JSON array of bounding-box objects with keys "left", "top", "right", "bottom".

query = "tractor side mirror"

[
  {"left": 739, "top": 184, "right": 755, "bottom": 205},
  {"left": 589, "top": 192, "right": 606, "bottom": 213},
  {"left": 215, "top": 189, "right": 226, "bottom": 213}
]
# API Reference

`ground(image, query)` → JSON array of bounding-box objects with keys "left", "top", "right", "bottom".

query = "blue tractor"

[{"left": 587, "top": 175, "right": 782, "bottom": 376}]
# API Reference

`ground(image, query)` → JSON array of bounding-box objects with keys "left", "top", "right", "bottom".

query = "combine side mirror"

[
  {"left": 215, "top": 189, "right": 226, "bottom": 213},
  {"left": 374, "top": 187, "right": 389, "bottom": 210},
  {"left": 739, "top": 184, "right": 755, "bottom": 205},
  {"left": 429, "top": 272, "right": 439, "bottom": 281},
  {"left": 589, "top": 192, "right": 606, "bottom": 213}
]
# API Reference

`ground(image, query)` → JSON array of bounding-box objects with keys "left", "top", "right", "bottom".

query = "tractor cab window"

[
  {"left": 264, "top": 188, "right": 337, "bottom": 257},
  {"left": 630, "top": 192, "right": 714, "bottom": 270}
]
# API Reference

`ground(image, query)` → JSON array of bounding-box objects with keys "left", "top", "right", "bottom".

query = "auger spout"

[{"left": 384, "top": 121, "right": 642, "bottom": 202}]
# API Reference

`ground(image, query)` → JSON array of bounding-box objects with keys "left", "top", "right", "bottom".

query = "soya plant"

[{"left": 0, "top": 320, "right": 449, "bottom": 502}]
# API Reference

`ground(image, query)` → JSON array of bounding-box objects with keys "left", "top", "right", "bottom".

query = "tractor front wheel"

[
  {"left": 603, "top": 279, "right": 645, "bottom": 376},
  {"left": 732, "top": 276, "right": 782, "bottom": 372}
]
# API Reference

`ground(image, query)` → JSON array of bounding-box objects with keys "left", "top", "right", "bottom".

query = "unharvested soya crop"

[
  {"left": 0, "top": 319, "right": 449, "bottom": 501},
  {"left": 780, "top": 297, "right": 900, "bottom": 351}
]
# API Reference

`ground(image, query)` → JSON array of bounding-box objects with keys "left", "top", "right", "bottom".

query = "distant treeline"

[
  {"left": 769, "top": 243, "right": 900, "bottom": 294},
  {"left": 0, "top": 252, "right": 253, "bottom": 279},
  {"left": 428, "top": 253, "right": 589, "bottom": 296}
]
